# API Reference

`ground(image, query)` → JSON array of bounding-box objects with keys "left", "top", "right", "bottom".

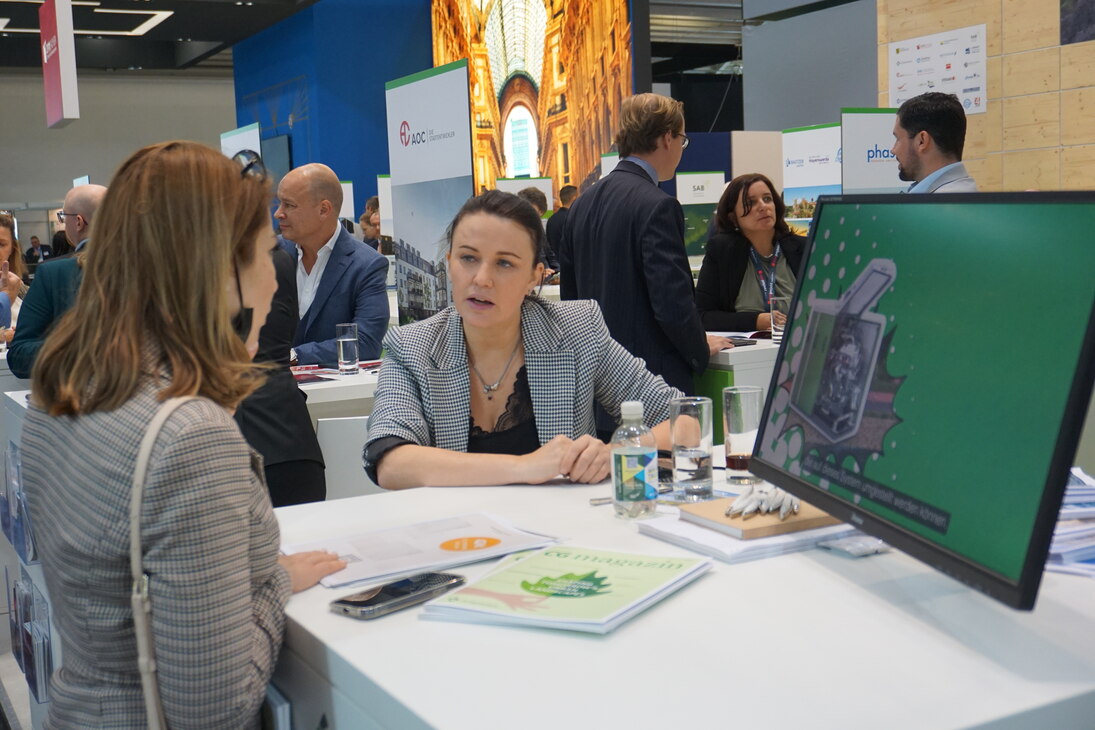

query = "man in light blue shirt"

[{"left": 891, "top": 92, "right": 978, "bottom": 194}]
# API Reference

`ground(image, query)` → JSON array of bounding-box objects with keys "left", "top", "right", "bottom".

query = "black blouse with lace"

[
  {"left": 364, "top": 365, "right": 540, "bottom": 482},
  {"left": 467, "top": 365, "right": 539, "bottom": 455}
]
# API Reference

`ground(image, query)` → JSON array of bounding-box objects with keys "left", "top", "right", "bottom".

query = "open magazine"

[{"left": 283, "top": 513, "right": 558, "bottom": 588}]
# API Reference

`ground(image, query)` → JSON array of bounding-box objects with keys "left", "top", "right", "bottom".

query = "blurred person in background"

[
  {"left": 0, "top": 212, "right": 27, "bottom": 344},
  {"left": 24, "top": 235, "right": 53, "bottom": 264}
]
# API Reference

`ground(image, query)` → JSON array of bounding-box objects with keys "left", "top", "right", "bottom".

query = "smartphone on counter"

[{"left": 330, "top": 572, "right": 465, "bottom": 620}]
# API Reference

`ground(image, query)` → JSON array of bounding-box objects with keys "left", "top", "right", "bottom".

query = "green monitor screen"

[{"left": 751, "top": 192, "right": 1095, "bottom": 610}]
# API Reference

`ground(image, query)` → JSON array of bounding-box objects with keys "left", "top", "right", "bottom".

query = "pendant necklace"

[{"left": 470, "top": 339, "right": 521, "bottom": 400}]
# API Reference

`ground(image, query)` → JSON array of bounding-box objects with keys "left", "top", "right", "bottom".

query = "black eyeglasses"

[
  {"left": 231, "top": 149, "right": 268, "bottom": 181},
  {"left": 673, "top": 132, "right": 690, "bottom": 150},
  {"left": 56, "top": 211, "right": 80, "bottom": 224}
]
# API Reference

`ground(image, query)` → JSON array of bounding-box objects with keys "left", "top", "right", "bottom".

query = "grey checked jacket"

[
  {"left": 21, "top": 373, "right": 291, "bottom": 729},
  {"left": 366, "top": 297, "right": 683, "bottom": 453}
]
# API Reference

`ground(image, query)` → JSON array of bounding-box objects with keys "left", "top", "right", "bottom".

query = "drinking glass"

[
  {"left": 723, "top": 386, "right": 764, "bottom": 484},
  {"left": 670, "top": 396, "right": 714, "bottom": 502},
  {"left": 770, "top": 296, "right": 790, "bottom": 344},
  {"left": 336, "top": 323, "right": 359, "bottom": 375}
]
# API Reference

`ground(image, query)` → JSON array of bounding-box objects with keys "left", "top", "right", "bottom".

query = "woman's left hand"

[{"left": 559, "top": 434, "right": 611, "bottom": 483}]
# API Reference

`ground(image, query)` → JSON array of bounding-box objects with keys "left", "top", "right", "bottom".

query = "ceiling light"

[{"left": 0, "top": 2, "right": 172, "bottom": 37}]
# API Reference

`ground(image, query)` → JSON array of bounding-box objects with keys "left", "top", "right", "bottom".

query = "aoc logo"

[
  {"left": 399, "top": 120, "right": 433, "bottom": 147},
  {"left": 399, "top": 121, "right": 426, "bottom": 147}
]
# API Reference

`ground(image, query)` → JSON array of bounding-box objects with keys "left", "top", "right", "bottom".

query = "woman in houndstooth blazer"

[
  {"left": 21, "top": 142, "right": 342, "bottom": 729},
  {"left": 366, "top": 190, "right": 684, "bottom": 490}
]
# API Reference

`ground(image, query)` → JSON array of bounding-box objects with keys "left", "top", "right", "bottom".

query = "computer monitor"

[{"left": 751, "top": 192, "right": 1095, "bottom": 610}]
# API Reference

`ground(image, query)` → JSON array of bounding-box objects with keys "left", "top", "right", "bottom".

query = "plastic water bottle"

[{"left": 611, "top": 401, "right": 658, "bottom": 520}]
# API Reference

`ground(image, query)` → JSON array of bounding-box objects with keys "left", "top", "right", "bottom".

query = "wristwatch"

[{"left": 289, "top": 347, "right": 298, "bottom": 365}]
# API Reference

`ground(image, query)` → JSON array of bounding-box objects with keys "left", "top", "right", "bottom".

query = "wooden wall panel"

[
  {"left": 1001, "top": 48, "right": 1060, "bottom": 97},
  {"left": 886, "top": 0, "right": 1000, "bottom": 53},
  {"left": 965, "top": 99, "right": 1003, "bottom": 158},
  {"left": 1062, "top": 145, "right": 1095, "bottom": 188},
  {"left": 1002, "top": 0, "right": 1060, "bottom": 53},
  {"left": 965, "top": 153, "right": 1003, "bottom": 190},
  {"left": 986, "top": 54, "right": 1003, "bottom": 100},
  {"left": 1002, "top": 93, "right": 1060, "bottom": 150},
  {"left": 877, "top": 0, "right": 1092, "bottom": 190},
  {"left": 1062, "top": 88, "right": 1095, "bottom": 146},
  {"left": 1002, "top": 148, "right": 1060, "bottom": 190},
  {"left": 1062, "top": 41, "right": 1095, "bottom": 90}
]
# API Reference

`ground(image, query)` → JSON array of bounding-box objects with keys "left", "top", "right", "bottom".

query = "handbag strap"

[{"left": 129, "top": 396, "right": 197, "bottom": 730}]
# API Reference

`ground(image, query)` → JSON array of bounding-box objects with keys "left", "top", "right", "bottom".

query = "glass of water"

[
  {"left": 335, "top": 322, "right": 359, "bottom": 375},
  {"left": 770, "top": 296, "right": 790, "bottom": 344},
  {"left": 670, "top": 396, "right": 714, "bottom": 502},
  {"left": 723, "top": 386, "right": 764, "bottom": 484}
]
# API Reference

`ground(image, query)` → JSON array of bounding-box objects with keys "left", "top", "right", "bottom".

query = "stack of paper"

[
  {"left": 638, "top": 514, "right": 854, "bottom": 564},
  {"left": 422, "top": 545, "right": 711, "bottom": 634},
  {"left": 1046, "top": 469, "right": 1095, "bottom": 576},
  {"left": 283, "top": 513, "right": 558, "bottom": 588}
]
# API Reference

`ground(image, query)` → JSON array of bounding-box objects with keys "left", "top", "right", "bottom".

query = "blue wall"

[{"left": 233, "top": 0, "right": 432, "bottom": 216}]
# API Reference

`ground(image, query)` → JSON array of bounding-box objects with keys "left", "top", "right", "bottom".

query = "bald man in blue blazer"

[{"left": 275, "top": 163, "right": 389, "bottom": 366}]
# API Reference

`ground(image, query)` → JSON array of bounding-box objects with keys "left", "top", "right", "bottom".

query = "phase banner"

[{"left": 841, "top": 108, "right": 905, "bottom": 195}]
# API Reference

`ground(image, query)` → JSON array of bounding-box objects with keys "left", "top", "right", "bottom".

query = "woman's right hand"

[
  {"left": 519, "top": 435, "right": 573, "bottom": 484},
  {"left": 279, "top": 550, "right": 346, "bottom": 593},
  {"left": 520, "top": 434, "right": 612, "bottom": 484}
]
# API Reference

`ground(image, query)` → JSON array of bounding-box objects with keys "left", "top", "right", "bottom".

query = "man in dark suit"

[
  {"left": 234, "top": 247, "right": 326, "bottom": 506},
  {"left": 275, "top": 163, "right": 390, "bottom": 366},
  {"left": 559, "top": 93, "right": 730, "bottom": 433},
  {"left": 544, "top": 184, "right": 576, "bottom": 275},
  {"left": 23, "top": 236, "right": 52, "bottom": 264}
]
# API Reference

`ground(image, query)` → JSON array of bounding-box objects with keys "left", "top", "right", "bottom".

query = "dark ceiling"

[{"left": 0, "top": 0, "right": 318, "bottom": 70}]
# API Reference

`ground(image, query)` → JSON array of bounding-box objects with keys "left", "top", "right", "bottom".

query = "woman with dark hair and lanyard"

[{"left": 695, "top": 173, "right": 807, "bottom": 332}]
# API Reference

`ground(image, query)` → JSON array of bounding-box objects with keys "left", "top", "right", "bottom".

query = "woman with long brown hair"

[
  {"left": 0, "top": 212, "right": 27, "bottom": 343},
  {"left": 21, "top": 141, "right": 342, "bottom": 728}
]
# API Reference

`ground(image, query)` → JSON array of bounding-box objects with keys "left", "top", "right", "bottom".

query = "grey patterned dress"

[{"left": 22, "top": 369, "right": 291, "bottom": 729}]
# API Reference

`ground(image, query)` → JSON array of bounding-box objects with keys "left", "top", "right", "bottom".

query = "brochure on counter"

[
  {"left": 291, "top": 360, "right": 382, "bottom": 383},
  {"left": 283, "top": 513, "right": 558, "bottom": 588},
  {"left": 422, "top": 545, "right": 711, "bottom": 634}
]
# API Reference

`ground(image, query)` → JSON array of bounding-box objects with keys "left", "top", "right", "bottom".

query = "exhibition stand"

[{"left": 272, "top": 485, "right": 1095, "bottom": 730}]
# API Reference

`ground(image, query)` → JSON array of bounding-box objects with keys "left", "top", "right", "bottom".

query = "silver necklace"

[{"left": 469, "top": 340, "right": 521, "bottom": 400}]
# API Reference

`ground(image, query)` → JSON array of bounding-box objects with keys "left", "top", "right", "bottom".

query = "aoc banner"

[
  {"left": 782, "top": 123, "right": 842, "bottom": 234},
  {"left": 385, "top": 59, "right": 475, "bottom": 324},
  {"left": 841, "top": 108, "right": 905, "bottom": 194}
]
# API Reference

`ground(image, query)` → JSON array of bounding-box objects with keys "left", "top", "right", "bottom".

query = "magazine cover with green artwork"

[
  {"left": 756, "top": 198, "right": 1095, "bottom": 583},
  {"left": 424, "top": 546, "right": 709, "bottom": 631}
]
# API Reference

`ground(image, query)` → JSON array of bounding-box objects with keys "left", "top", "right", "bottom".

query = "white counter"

[
  {"left": 297, "top": 369, "right": 380, "bottom": 426},
  {"left": 273, "top": 485, "right": 1095, "bottom": 730}
]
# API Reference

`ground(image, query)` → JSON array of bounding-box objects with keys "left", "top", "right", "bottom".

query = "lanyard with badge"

[{"left": 747, "top": 242, "right": 782, "bottom": 306}]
